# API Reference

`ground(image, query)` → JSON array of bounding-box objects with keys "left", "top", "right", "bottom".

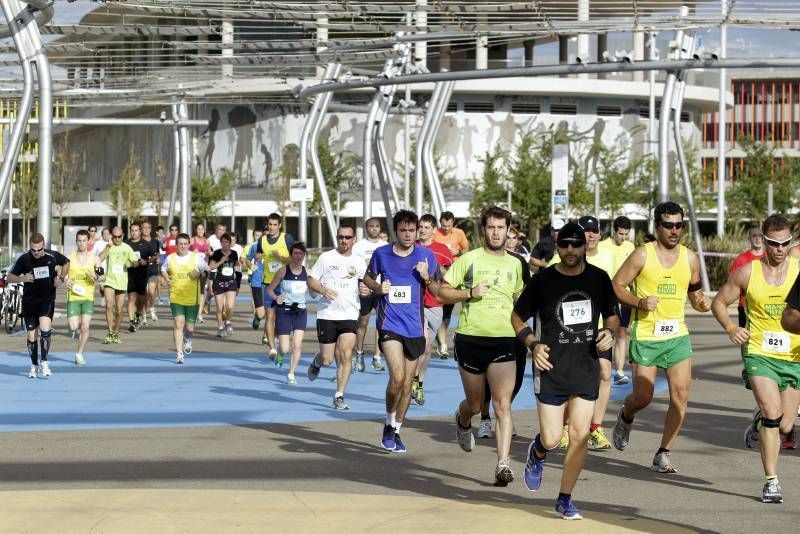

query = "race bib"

[
  {"left": 654, "top": 320, "right": 679, "bottom": 337},
  {"left": 389, "top": 285, "right": 412, "bottom": 304},
  {"left": 332, "top": 277, "right": 355, "bottom": 291},
  {"left": 268, "top": 261, "right": 282, "bottom": 273},
  {"left": 133, "top": 251, "right": 141, "bottom": 260},
  {"left": 289, "top": 281, "right": 306, "bottom": 294},
  {"left": 33, "top": 266, "right": 50, "bottom": 280},
  {"left": 112, "top": 264, "right": 124, "bottom": 275},
  {"left": 562, "top": 299, "right": 591, "bottom": 326},
  {"left": 221, "top": 266, "right": 234, "bottom": 277},
  {"left": 71, "top": 284, "right": 87, "bottom": 296},
  {"left": 762, "top": 331, "right": 790, "bottom": 354}
]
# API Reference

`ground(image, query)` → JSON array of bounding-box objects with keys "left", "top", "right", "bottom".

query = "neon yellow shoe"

[
  {"left": 588, "top": 427, "right": 612, "bottom": 450},
  {"left": 558, "top": 425, "right": 570, "bottom": 449}
]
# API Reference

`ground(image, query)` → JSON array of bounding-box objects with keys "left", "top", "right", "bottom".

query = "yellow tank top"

[
  {"left": 745, "top": 257, "right": 800, "bottom": 362},
  {"left": 68, "top": 251, "right": 95, "bottom": 302},
  {"left": 168, "top": 252, "right": 201, "bottom": 306},
  {"left": 631, "top": 243, "right": 691, "bottom": 341},
  {"left": 260, "top": 232, "right": 290, "bottom": 284}
]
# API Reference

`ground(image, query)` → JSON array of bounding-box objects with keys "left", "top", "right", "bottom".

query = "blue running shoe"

[
  {"left": 381, "top": 424, "right": 396, "bottom": 450},
  {"left": 555, "top": 495, "right": 583, "bottom": 520},
  {"left": 523, "top": 439, "right": 545, "bottom": 491},
  {"left": 393, "top": 432, "right": 407, "bottom": 453}
]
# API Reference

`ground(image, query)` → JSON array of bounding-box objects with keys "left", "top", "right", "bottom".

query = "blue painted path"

[{"left": 0, "top": 351, "right": 667, "bottom": 433}]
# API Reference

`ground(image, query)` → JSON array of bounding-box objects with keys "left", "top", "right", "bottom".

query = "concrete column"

[
  {"left": 524, "top": 40, "right": 535, "bottom": 66},
  {"left": 558, "top": 35, "right": 569, "bottom": 64},
  {"left": 221, "top": 17, "right": 233, "bottom": 78},
  {"left": 476, "top": 33, "right": 488, "bottom": 69},
  {"left": 596, "top": 34, "right": 607, "bottom": 78},
  {"left": 415, "top": 0, "right": 427, "bottom": 69},
  {"left": 633, "top": 31, "right": 645, "bottom": 81},
  {"left": 576, "top": 0, "right": 589, "bottom": 78},
  {"left": 316, "top": 17, "right": 328, "bottom": 77},
  {"left": 439, "top": 43, "right": 451, "bottom": 71}
]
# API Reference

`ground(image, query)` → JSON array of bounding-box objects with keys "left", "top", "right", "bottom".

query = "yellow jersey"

[
  {"left": 167, "top": 252, "right": 202, "bottom": 306},
  {"left": 67, "top": 251, "right": 95, "bottom": 302},
  {"left": 259, "top": 232, "right": 290, "bottom": 284},
  {"left": 599, "top": 238, "right": 635, "bottom": 276},
  {"left": 630, "top": 243, "right": 691, "bottom": 342},
  {"left": 745, "top": 257, "right": 800, "bottom": 362}
]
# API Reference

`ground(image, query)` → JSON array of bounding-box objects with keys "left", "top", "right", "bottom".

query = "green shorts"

[
  {"left": 66, "top": 300, "right": 94, "bottom": 317},
  {"left": 629, "top": 335, "right": 693, "bottom": 369},
  {"left": 170, "top": 303, "right": 199, "bottom": 323},
  {"left": 742, "top": 354, "right": 800, "bottom": 392}
]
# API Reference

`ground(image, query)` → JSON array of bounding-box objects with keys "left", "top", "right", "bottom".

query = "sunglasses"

[
  {"left": 337, "top": 235, "right": 354, "bottom": 240},
  {"left": 557, "top": 239, "right": 585, "bottom": 249},
  {"left": 764, "top": 236, "right": 792, "bottom": 248},
  {"left": 658, "top": 221, "right": 684, "bottom": 230},
  {"left": 112, "top": 235, "right": 123, "bottom": 239},
  {"left": 30, "top": 247, "right": 44, "bottom": 253}
]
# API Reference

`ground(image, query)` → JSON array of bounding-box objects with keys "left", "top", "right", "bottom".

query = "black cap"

[
  {"left": 578, "top": 215, "right": 600, "bottom": 231},
  {"left": 557, "top": 222, "right": 586, "bottom": 243}
]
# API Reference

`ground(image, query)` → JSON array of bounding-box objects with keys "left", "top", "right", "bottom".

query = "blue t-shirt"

[
  {"left": 246, "top": 244, "right": 265, "bottom": 286},
  {"left": 367, "top": 244, "right": 438, "bottom": 338}
]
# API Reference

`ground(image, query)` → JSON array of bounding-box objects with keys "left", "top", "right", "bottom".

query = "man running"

[
  {"left": 141, "top": 220, "right": 161, "bottom": 322},
  {"left": 513, "top": 222, "right": 618, "bottom": 520},
  {"left": 306, "top": 223, "right": 364, "bottom": 410},
  {"left": 125, "top": 222, "right": 158, "bottom": 331},
  {"left": 611, "top": 201, "right": 711, "bottom": 473},
  {"left": 64, "top": 230, "right": 99, "bottom": 365},
  {"left": 161, "top": 233, "right": 207, "bottom": 364},
  {"left": 412, "top": 213, "right": 453, "bottom": 406},
  {"left": 209, "top": 233, "right": 239, "bottom": 337},
  {"left": 8, "top": 233, "right": 69, "bottom": 378},
  {"left": 730, "top": 227, "right": 766, "bottom": 327},
  {"left": 713, "top": 214, "right": 799, "bottom": 504},
  {"left": 243, "top": 228, "right": 265, "bottom": 330},
  {"left": 352, "top": 217, "right": 388, "bottom": 373},
  {"left": 599, "top": 216, "right": 636, "bottom": 385},
  {"left": 251, "top": 213, "right": 294, "bottom": 358},
  {"left": 363, "top": 210, "right": 438, "bottom": 453},
  {"left": 433, "top": 210, "right": 470, "bottom": 358},
  {"left": 438, "top": 206, "right": 524, "bottom": 486},
  {"left": 99, "top": 226, "right": 138, "bottom": 344}
]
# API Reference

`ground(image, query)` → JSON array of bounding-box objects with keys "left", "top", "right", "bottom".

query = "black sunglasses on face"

[
  {"left": 112, "top": 235, "right": 123, "bottom": 239},
  {"left": 764, "top": 236, "right": 792, "bottom": 248},
  {"left": 659, "top": 221, "right": 684, "bottom": 230},
  {"left": 337, "top": 235, "right": 354, "bottom": 240},
  {"left": 30, "top": 247, "right": 44, "bottom": 253},
  {"left": 557, "top": 239, "right": 585, "bottom": 249}
]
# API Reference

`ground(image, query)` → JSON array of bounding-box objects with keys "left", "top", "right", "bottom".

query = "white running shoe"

[
  {"left": 477, "top": 418, "right": 494, "bottom": 438},
  {"left": 183, "top": 340, "right": 193, "bottom": 354},
  {"left": 150, "top": 308, "right": 158, "bottom": 322},
  {"left": 28, "top": 365, "right": 38, "bottom": 378},
  {"left": 75, "top": 353, "right": 86, "bottom": 365},
  {"left": 455, "top": 410, "right": 475, "bottom": 452},
  {"left": 40, "top": 361, "right": 52, "bottom": 377},
  {"left": 225, "top": 324, "right": 234, "bottom": 335},
  {"left": 176, "top": 352, "right": 185, "bottom": 365}
]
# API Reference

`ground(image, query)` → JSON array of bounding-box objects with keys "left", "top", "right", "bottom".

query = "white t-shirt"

[
  {"left": 208, "top": 234, "right": 222, "bottom": 252},
  {"left": 309, "top": 249, "right": 366, "bottom": 321},
  {"left": 352, "top": 238, "right": 388, "bottom": 265},
  {"left": 92, "top": 239, "right": 108, "bottom": 257}
]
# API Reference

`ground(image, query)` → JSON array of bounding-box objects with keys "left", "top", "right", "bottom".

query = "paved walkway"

[{"left": 0, "top": 301, "right": 798, "bottom": 533}]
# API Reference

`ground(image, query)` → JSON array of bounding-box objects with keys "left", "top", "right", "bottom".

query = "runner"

[
  {"left": 99, "top": 226, "right": 138, "bottom": 344},
  {"left": 513, "top": 222, "right": 619, "bottom": 520},
  {"left": 363, "top": 210, "right": 439, "bottom": 453},
  {"left": 231, "top": 232, "right": 244, "bottom": 296},
  {"left": 599, "top": 216, "right": 636, "bottom": 386},
  {"left": 161, "top": 233, "right": 207, "bottom": 364},
  {"left": 730, "top": 227, "right": 766, "bottom": 327},
  {"left": 530, "top": 217, "right": 564, "bottom": 272},
  {"left": 266, "top": 242, "right": 309, "bottom": 384},
  {"left": 712, "top": 214, "right": 799, "bottom": 504},
  {"left": 251, "top": 213, "right": 294, "bottom": 359},
  {"left": 437, "top": 206, "right": 524, "bottom": 486},
  {"left": 201, "top": 223, "right": 226, "bottom": 319},
  {"left": 64, "top": 230, "right": 99, "bottom": 365},
  {"left": 243, "top": 229, "right": 265, "bottom": 330},
  {"left": 433, "top": 210, "right": 470, "bottom": 358},
  {"left": 208, "top": 233, "right": 239, "bottom": 337},
  {"left": 125, "top": 222, "right": 158, "bottom": 332},
  {"left": 611, "top": 201, "right": 712, "bottom": 473},
  {"left": 412, "top": 213, "right": 453, "bottom": 406},
  {"left": 306, "top": 223, "right": 365, "bottom": 410},
  {"left": 141, "top": 220, "right": 161, "bottom": 322},
  {"left": 352, "top": 217, "right": 388, "bottom": 373},
  {"left": 8, "top": 233, "right": 69, "bottom": 378}
]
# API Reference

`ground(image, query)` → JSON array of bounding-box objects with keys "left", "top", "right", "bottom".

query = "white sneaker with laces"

[
  {"left": 75, "top": 353, "right": 86, "bottom": 365},
  {"left": 477, "top": 418, "right": 494, "bottom": 438},
  {"left": 28, "top": 365, "right": 38, "bottom": 378},
  {"left": 176, "top": 352, "right": 185, "bottom": 365},
  {"left": 183, "top": 340, "right": 193, "bottom": 354},
  {"left": 40, "top": 362, "right": 52, "bottom": 377}
]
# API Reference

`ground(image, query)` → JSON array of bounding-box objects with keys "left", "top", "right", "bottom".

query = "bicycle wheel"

[{"left": 6, "top": 290, "right": 19, "bottom": 333}]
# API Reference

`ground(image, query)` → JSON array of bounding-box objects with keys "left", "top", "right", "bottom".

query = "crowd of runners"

[{"left": 6, "top": 202, "right": 799, "bottom": 518}]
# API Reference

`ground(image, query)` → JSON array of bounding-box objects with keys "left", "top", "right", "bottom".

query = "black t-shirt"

[
  {"left": 126, "top": 239, "right": 159, "bottom": 278},
  {"left": 785, "top": 274, "right": 800, "bottom": 310},
  {"left": 532, "top": 236, "right": 555, "bottom": 263},
  {"left": 513, "top": 263, "right": 618, "bottom": 396},
  {"left": 507, "top": 250, "right": 532, "bottom": 285},
  {"left": 10, "top": 249, "right": 69, "bottom": 304},
  {"left": 142, "top": 238, "right": 161, "bottom": 276},
  {"left": 210, "top": 249, "right": 239, "bottom": 282}
]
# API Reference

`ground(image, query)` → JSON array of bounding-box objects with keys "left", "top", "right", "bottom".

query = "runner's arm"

[
  {"left": 687, "top": 251, "right": 712, "bottom": 312},
  {"left": 781, "top": 273, "right": 800, "bottom": 334},
  {"left": 266, "top": 267, "right": 286, "bottom": 300},
  {"left": 712, "top": 265, "right": 750, "bottom": 344}
]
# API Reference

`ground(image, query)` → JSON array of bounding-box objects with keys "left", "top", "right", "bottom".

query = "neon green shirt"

[
  {"left": 104, "top": 243, "right": 137, "bottom": 291},
  {"left": 444, "top": 248, "right": 523, "bottom": 337},
  {"left": 599, "top": 238, "right": 635, "bottom": 276}
]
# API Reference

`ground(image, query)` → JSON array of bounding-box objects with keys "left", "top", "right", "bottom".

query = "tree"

[
  {"left": 469, "top": 147, "right": 507, "bottom": 214},
  {"left": 593, "top": 132, "right": 651, "bottom": 217},
  {"left": 191, "top": 168, "right": 236, "bottom": 227},
  {"left": 146, "top": 154, "right": 170, "bottom": 227},
  {"left": 51, "top": 133, "right": 82, "bottom": 246},
  {"left": 12, "top": 155, "right": 37, "bottom": 245},
  {"left": 109, "top": 146, "right": 146, "bottom": 230},
  {"left": 504, "top": 128, "right": 556, "bottom": 235}
]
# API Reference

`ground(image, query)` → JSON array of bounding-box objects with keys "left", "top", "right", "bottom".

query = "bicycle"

[{"left": 0, "top": 270, "right": 23, "bottom": 333}]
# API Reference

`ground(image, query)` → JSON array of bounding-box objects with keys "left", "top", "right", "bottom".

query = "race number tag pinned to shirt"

[
  {"left": 268, "top": 261, "right": 282, "bottom": 273},
  {"left": 762, "top": 331, "right": 790, "bottom": 354},
  {"left": 71, "top": 284, "right": 87, "bottom": 296},
  {"left": 112, "top": 264, "right": 124, "bottom": 274},
  {"left": 289, "top": 281, "right": 306, "bottom": 294},
  {"left": 654, "top": 320, "right": 679, "bottom": 337},
  {"left": 133, "top": 251, "right": 141, "bottom": 260},
  {"left": 562, "top": 300, "right": 591, "bottom": 326},
  {"left": 221, "top": 266, "right": 234, "bottom": 277},
  {"left": 389, "top": 285, "right": 412, "bottom": 304},
  {"left": 33, "top": 266, "right": 50, "bottom": 280}
]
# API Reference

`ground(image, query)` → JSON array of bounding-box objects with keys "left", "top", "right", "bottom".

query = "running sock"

[
  {"left": 39, "top": 330, "right": 52, "bottom": 362},
  {"left": 620, "top": 407, "right": 634, "bottom": 424},
  {"left": 386, "top": 412, "right": 396, "bottom": 426},
  {"left": 765, "top": 475, "right": 778, "bottom": 482},
  {"left": 533, "top": 434, "right": 549, "bottom": 460},
  {"left": 27, "top": 339, "right": 38, "bottom": 365},
  {"left": 335, "top": 391, "right": 344, "bottom": 399},
  {"left": 590, "top": 423, "right": 601, "bottom": 433},
  {"left": 393, "top": 421, "right": 402, "bottom": 432},
  {"left": 558, "top": 492, "right": 571, "bottom": 501},
  {"left": 657, "top": 447, "right": 670, "bottom": 455}
]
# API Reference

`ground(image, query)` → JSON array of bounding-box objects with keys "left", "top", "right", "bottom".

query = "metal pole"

[
  {"left": 648, "top": 32, "right": 657, "bottom": 156},
  {"left": 230, "top": 188, "right": 236, "bottom": 235},
  {"left": 362, "top": 86, "right": 383, "bottom": 221},
  {"left": 427, "top": 80, "right": 454, "bottom": 214},
  {"left": 768, "top": 182, "right": 774, "bottom": 215},
  {"left": 594, "top": 181, "right": 600, "bottom": 219},
  {"left": 29, "top": 17, "right": 52, "bottom": 245},
  {"left": 167, "top": 106, "right": 180, "bottom": 225},
  {"left": 717, "top": 0, "right": 728, "bottom": 236},
  {"left": 415, "top": 80, "right": 443, "bottom": 215},
  {"left": 658, "top": 27, "right": 684, "bottom": 203},
  {"left": 178, "top": 100, "right": 191, "bottom": 234}
]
